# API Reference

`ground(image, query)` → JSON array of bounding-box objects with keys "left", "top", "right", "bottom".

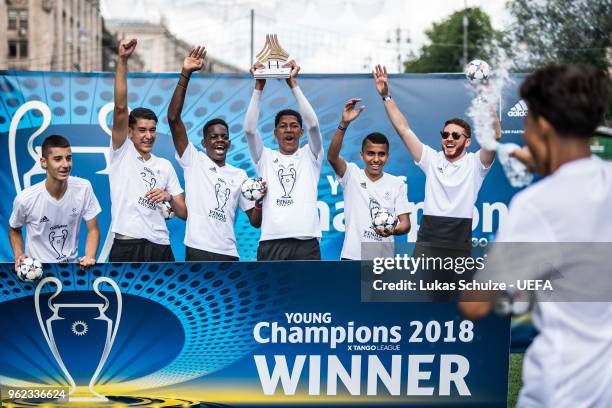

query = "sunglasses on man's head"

[{"left": 440, "top": 131, "right": 467, "bottom": 140}]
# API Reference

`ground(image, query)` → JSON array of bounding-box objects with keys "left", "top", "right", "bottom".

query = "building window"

[
  {"left": 8, "top": 41, "right": 17, "bottom": 58},
  {"left": 8, "top": 9, "right": 28, "bottom": 31},
  {"left": 8, "top": 10, "right": 17, "bottom": 30},
  {"left": 8, "top": 40, "right": 29, "bottom": 59},
  {"left": 19, "top": 41, "right": 28, "bottom": 58},
  {"left": 19, "top": 11, "right": 28, "bottom": 30}
]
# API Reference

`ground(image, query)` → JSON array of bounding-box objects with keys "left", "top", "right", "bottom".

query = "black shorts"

[
  {"left": 108, "top": 238, "right": 175, "bottom": 262},
  {"left": 257, "top": 238, "right": 321, "bottom": 261},
  {"left": 186, "top": 246, "right": 239, "bottom": 262}
]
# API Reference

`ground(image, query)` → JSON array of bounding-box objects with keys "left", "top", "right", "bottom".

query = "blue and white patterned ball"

[
  {"left": 465, "top": 59, "right": 491, "bottom": 83},
  {"left": 241, "top": 178, "right": 266, "bottom": 201},
  {"left": 18, "top": 257, "right": 43, "bottom": 282}
]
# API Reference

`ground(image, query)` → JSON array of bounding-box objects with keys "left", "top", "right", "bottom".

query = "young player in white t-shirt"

[
  {"left": 244, "top": 60, "right": 324, "bottom": 260},
  {"left": 460, "top": 64, "right": 612, "bottom": 407},
  {"left": 109, "top": 38, "right": 187, "bottom": 262},
  {"left": 327, "top": 98, "right": 411, "bottom": 260},
  {"left": 373, "top": 64, "right": 500, "bottom": 246},
  {"left": 8, "top": 135, "right": 101, "bottom": 271},
  {"left": 167, "top": 46, "right": 262, "bottom": 261}
]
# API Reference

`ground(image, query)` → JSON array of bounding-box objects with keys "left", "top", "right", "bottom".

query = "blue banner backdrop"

[
  {"left": 0, "top": 261, "right": 510, "bottom": 406},
  {"left": 0, "top": 71, "right": 528, "bottom": 261}
]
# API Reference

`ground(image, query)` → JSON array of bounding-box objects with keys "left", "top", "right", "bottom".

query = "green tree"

[
  {"left": 505, "top": 0, "right": 612, "bottom": 71},
  {"left": 404, "top": 7, "right": 500, "bottom": 73}
]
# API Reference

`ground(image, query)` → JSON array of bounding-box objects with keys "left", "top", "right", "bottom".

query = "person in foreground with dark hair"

[
  {"left": 9, "top": 135, "right": 101, "bottom": 270},
  {"left": 109, "top": 38, "right": 186, "bottom": 262},
  {"left": 244, "top": 60, "right": 324, "bottom": 261},
  {"left": 167, "top": 46, "right": 263, "bottom": 261},
  {"left": 460, "top": 64, "right": 612, "bottom": 406},
  {"left": 328, "top": 98, "right": 411, "bottom": 260}
]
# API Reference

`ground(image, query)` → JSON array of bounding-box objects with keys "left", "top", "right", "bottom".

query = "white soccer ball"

[
  {"left": 372, "top": 208, "right": 397, "bottom": 231},
  {"left": 241, "top": 178, "right": 266, "bottom": 201},
  {"left": 17, "top": 257, "right": 43, "bottom": 282},
  {"left": 159, "top": 201, "right": 174, "bottom": 220},
  {"left": 465, "top": 59, "right": 491, "bottom": 83}
]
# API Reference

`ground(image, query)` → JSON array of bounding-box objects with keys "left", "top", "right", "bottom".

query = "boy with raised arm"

[
  {"left": 327, "top": 98, "right": 411, "bottom": 260},
  {"left": 167, "top": 46, "right": 262, "bottom": 261},
  {"left": 244, "top": 60, "right": 323, "bottom": 260},
  {"left": 9, "top": 135, "right": 101, "bottom": 270},
  {"left": 109, "top": 38, "right": 187, "bottom": 262}
]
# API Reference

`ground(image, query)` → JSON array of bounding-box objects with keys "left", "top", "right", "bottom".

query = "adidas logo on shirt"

[
  {"left": 507, "top": 100, "right": 528, "bottom": 117},
  {"left": 39, "top": 216, "right": 50, "bottom": 223},
  {"left": 360, "top": 182, "right": 367, "bottom": 189},
  {"left": 209, "top": 167, "right": 217, "bottom": 173}
]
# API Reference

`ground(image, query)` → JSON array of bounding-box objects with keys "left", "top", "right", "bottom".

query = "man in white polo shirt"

[
  {"left": 167, "top": 45, "right": 262, "bottom": 261},
  {"left": 9, "top": 135, "right": 101, "bottom": 270},
  {"left": 373, "top": 64, "right": 499, "bottom": 247},
  {"left": 109, "top": 38, "right": 187, "bottom": 262},
  {"left": 244, "top": 60, "right": 323, "bottom": 260},
  {"left": 460, "top": 64, "right": 612, "bottom": 407},
  {"left": 328, "top": 98, "right": 411, "bottom": 260}
]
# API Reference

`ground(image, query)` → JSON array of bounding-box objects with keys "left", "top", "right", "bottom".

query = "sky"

[{"left": 100, "top": 0, "right": 510, "bottom": 73}]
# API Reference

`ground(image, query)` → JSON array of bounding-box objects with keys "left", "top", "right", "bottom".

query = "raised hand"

[
  {"left": 250, "top": 62, "right": 266, "bottom": 90},
  {"left": 342, "top": 98, "right": 365, "bottom": 125},
  {"left": 373, "top": 64, "right": 389, "bottom": 97},
  {"left": 184, "top": 46, "right": 206, "bottom": 73},
  {"left": 119, "top": 38, "right": 137, "bottom": 60},
  {"left": 283, "top": 59, "right": 300, "bottom": 88}
]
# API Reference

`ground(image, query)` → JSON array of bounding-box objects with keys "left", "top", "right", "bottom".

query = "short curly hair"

[{"left": 520, "top": 64, "right": 608, "bottom": 138}]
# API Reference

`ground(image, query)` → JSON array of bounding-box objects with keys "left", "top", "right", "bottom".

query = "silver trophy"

[
  {"left": 34, "top": 276, "right": 122, "bottom": 402},
  {"left": 253, "top": 34, "right": 292, "bottom": 79}
]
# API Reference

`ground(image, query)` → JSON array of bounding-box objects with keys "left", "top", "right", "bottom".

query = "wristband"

[
  {"left": 382, "top": 95, "right": 392, "bottom": 102},
  {"left": 180, "top": 72, "right": 190, "bottom": 80},
  {"left": 338, "top": 124, "right": 348, "bottom": 132}
]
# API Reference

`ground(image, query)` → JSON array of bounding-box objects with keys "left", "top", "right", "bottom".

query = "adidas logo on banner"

[
  {"left": 39, "top": 216, "right": 50, "bottom": 223},
  {"left": 507, "top": 100, "right": 528, "bottom": 117}
]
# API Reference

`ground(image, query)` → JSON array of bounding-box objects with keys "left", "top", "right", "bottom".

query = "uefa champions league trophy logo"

[{"left": 34, "top": 277, "right": 122, "bottom": 402}]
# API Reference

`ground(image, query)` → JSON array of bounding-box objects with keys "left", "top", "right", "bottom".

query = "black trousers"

[
  {"left": 257, "top": 238, "right": 321, "bottom": 261},
  {"left": 186, "top": 246, "right": 239, "bottom": 262},
  {"left": 109, "top": 238, "right": 175, "bottom": 262}
]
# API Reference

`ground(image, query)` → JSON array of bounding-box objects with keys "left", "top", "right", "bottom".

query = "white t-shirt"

[
  {"left": 494, "top": 156, "right": 612, "bottom": 407},
  {"left": 339, "top": 163, "right": 410, "bottom": 260},
  {"left": 176, "top": 142, "right": 253, "bottom": 257},
  {"left": 417, "top": 145, "right": 491, "bottom": 218},
  {"left": 109, "top": 138, "right": 183, "bottom": 245},
  {"left": 255, "top": 145, "right": 322, "bottom": 241},
  {"left": 9, "top": 177, "right": 101, "bottom": 263}
]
